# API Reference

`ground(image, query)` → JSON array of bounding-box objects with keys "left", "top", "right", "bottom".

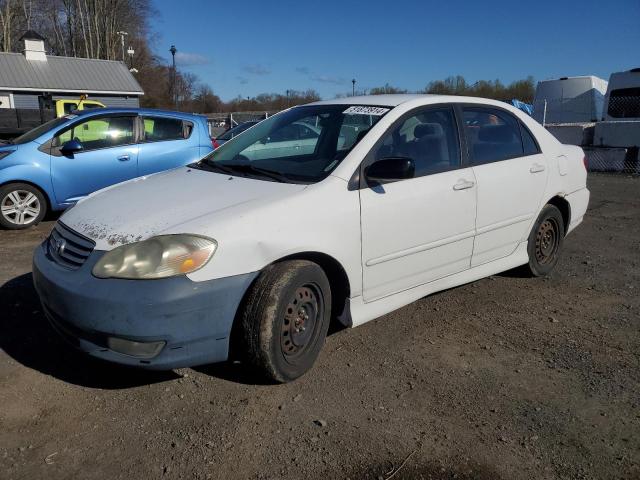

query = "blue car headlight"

[{"left": 0, "top": 151, "right": 14, "bottom": 161}]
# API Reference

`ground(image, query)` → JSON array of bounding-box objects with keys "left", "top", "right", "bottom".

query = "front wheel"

[
  {"left": 0, "top": 183, "right": 47, "bottom": 229},
  {"left": 524, "top": 204, "right": 565, "bottom": 277},
  {"left": 239, "top": 260, "right": 331, "bottom": 383}
]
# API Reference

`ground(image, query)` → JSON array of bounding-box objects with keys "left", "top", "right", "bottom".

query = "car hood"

[{"left": 60, "top": 166, "right": 306, "bottom": 250}]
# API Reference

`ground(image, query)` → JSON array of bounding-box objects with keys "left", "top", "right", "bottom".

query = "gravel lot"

[{"left": 1, "top": 174, "right": 638, "bottom": 480}]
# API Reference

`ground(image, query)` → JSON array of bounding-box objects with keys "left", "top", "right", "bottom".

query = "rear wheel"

[
  {"left": 0, "top": 183, "right": 47, "bottom": 229},
  {"left": 524, "top": 204, "right": 565, "bottom": 277},
  {"left": 239, "top": 260, "right": 331, "bottom": 383}
]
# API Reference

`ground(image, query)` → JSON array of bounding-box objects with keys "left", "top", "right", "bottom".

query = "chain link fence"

[
  {"left": 607, "top": 92, "right": 640, "bottom": 119},
  {"left": 533, "top": 96, "right": 604, "bottom": 125},
  {"left": 585, "top": 146, "right": 639, "bottom": 174}
]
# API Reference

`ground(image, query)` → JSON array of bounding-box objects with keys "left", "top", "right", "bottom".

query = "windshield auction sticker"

[{"left": 343, "top": 106, "right": 390, "bottom": 116}]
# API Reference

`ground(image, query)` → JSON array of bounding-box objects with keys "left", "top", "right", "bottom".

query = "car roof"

[
  {"left": 69, "top": 107, "right": 206, "bottom": 120},
  {"left": 308, "top": 94, "right": 519, "bottom": 110},
  {"left": 310, "top": 94, "right": 430, "bottom": 107}
]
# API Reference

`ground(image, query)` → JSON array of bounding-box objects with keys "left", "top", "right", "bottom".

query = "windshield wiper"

[
  {"left": 192, "top": 159, "right": 236, "bottom": 175},
  {"left": 222, "top": 163, "right": 290, "bottom": 183}
]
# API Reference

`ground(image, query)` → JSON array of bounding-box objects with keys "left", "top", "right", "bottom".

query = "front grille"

[{"left": 47, "top": 222, "right": 95, "bottom": 270}]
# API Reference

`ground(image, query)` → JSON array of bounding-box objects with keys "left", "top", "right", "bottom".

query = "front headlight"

[
  {"left": 92, "top": 234, "right": 217, "bottom": 279},
  {"left": 0, "top": 150, "right": 15, "bottom": 161}
]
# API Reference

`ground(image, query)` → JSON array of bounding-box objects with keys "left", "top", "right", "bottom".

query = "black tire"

[
  {"left": 524, "top": 204, "right": 565, "bottom": 277},
  {"left": 239, "top": 260, "right": 331, "bottom": 383},
  {"left": 0, "top": 183, "right": 47, "bottom": 230}
]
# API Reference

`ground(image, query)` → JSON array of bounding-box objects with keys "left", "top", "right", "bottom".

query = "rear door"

[
  {"left": 359, "top": 105, "right": 477, "bottom": 302},
  {"left": 461, "top": 106, "right": 548, "bottom": 266},
  {"left": 137, "top": 115, "right": 200, "bottom": 176},
  {"left": 50, "top": 114, "right": 138, "bottom": 204}
]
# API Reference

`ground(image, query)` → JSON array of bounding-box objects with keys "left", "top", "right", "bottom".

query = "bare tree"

[{"left": 0, "top": 0, "right": 17, "bottom": 52}]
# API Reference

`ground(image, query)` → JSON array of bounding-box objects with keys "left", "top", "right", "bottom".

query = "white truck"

[{"left": 533, "top": 68, "right": 640, "bottom": 173}]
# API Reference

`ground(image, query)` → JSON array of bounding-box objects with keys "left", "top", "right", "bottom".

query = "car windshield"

[
  {"left": 217, "top": 121, "right": 258, "bottom": 141},
  {"left": 195, "top": 104, "right": 389, "bottom": 183},
  {"left": 11, "top": 116, "right": 70, "bottom": 145}
]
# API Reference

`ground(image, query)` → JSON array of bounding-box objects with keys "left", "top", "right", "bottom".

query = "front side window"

[
  {"left": 463, "top": 108, "right": 524, "bottom": 165},
  {"left": 54, "top": 116, "right": 135, "bottom": 151},
  {"left": 143, "top": 116, "right": 188, "bottom": 142},
  {"left": 197, "top": 105, "right": 387, "bottom": 183},
  {"left": 372, "top": 107, "right": 460, "bottom": 177}
]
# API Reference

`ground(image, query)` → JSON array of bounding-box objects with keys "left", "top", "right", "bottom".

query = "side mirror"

[
  {"left": 364, "top": 157, "right": 415, "bottom": 184},
  {"left": 60, "top": 139, "right": 83, "bottom": 155}
]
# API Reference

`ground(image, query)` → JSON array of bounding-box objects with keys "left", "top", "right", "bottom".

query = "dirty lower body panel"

[{"left": 32, "top": 241, "right": 257, "bottom": 369}]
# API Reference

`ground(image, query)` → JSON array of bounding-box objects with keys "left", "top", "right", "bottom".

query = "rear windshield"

[{"left": 608, "top": 87, "right": 640, "bottom": 118}]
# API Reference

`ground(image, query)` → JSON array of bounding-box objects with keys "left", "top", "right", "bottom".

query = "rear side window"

[
  {"left": 142, "top": 116, "right": 190, "bottom": 142},
  {"left": 520, "top": 122, "right": 540, "bottom": 156},
  {"left": 373, "top": 107, "right": 460, "bottom": 177},
  {"left": 463, "top": 108, "right": 524, "bottom": 165}
]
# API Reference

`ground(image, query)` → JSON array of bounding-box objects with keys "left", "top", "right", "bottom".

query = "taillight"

[
  {"left": 211, "top": 137, "right": 219, "bottom": 149},
  {"left": 583, "top": 155, "right": 588, "bottom": 170}
]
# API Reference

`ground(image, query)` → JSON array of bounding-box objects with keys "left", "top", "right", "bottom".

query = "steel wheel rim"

[
  {"left": 535, "top": 218, "right": 559, "bottom": 264},
  {"left": 1, "top": 190, "right": 40, "bottom": 225},
  {"left": 281, "top": 284, "right": 323, "bottom": 360}
]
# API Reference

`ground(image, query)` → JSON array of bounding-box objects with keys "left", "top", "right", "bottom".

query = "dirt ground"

[{"left": 0, "top": 174, "right": 638, "bottom": 480}]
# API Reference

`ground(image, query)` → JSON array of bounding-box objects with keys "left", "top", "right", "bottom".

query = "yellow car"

[{"left": 55, "top": 99, "right": 105, "bottom": 117}]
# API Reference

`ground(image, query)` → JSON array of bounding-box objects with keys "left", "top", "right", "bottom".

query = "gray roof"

[{"left": 0, "top": 53, "right": 143, "bottom": 95}]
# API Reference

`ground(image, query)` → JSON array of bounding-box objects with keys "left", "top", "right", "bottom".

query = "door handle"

[
  {"left": 453, "top": 179, "right": 475, "bottom": 191},
  {"left": 530, "top": 163, "right": 545, "bottom": 173},
  {"left": 117, "top": 155, "right": 130, "bottom": 162}
]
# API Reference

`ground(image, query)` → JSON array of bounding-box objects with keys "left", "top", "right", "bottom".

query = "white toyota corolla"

[{"left": 33, "top": 95, "right": 589, "bottom": 382}]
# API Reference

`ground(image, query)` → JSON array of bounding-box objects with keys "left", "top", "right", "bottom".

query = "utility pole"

[
  {"left": 170, "top": 45, "right": 177, "bottom": 108},
  {"left": 117, "top": 31, "right": 128, "bottom": 61},
  {"left": 352, "top": 78, "right": 356, "bottom": 96}
]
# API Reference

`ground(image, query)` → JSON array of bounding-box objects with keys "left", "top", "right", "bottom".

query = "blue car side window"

[
  {"left": 54, "top": 116, "right": 135, "bottom": 151},
  {"left": 142, "top": 117, "right": 189, "bottom": 142}
]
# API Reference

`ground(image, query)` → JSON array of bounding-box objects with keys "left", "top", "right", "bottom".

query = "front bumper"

[{"left": 33, "top": 241, "right": 258, "bottom": 369}]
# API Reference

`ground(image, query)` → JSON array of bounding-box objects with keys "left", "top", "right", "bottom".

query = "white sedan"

[{"left": 33, "top": 95, "right": 589, "bottom": 382}]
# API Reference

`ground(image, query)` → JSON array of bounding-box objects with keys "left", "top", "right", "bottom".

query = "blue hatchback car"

[{"left": 0, "top": 108, "right": 213, "bottom": 229}]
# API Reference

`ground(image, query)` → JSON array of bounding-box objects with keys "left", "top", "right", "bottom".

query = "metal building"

[{"left": 0, "top": 31, "right": 143, "bottom": 111}]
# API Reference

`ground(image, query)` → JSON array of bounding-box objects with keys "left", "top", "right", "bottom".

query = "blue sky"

[{"left": 151, "top": 0, "right": 639, "bottom": 101}]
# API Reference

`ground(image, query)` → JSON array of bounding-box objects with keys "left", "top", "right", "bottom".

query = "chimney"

[{"left": 20, "top": 30, "right": 47, "bottom": 61}]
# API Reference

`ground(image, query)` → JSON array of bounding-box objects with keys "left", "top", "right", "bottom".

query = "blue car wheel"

[{"left": 0, "top": 182, "right": 47, "bottom": 229}]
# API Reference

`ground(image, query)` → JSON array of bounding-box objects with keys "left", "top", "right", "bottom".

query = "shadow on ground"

[
  {"left": 348, "top": 458, "right": 502, "bottom": 480},
  {"left": 0, "top": 273, "right": 180, "bottom": 389}
]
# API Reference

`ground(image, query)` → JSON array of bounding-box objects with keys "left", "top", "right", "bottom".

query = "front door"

[
  {"left": 461, "top": 106, "right": 549, "bottom": 266},
  {"left": 50, "top": 115, "right": 139, "bottom": 205},
  {"left": 360, "top": 106, "right": 477, "bottom": 302}
]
